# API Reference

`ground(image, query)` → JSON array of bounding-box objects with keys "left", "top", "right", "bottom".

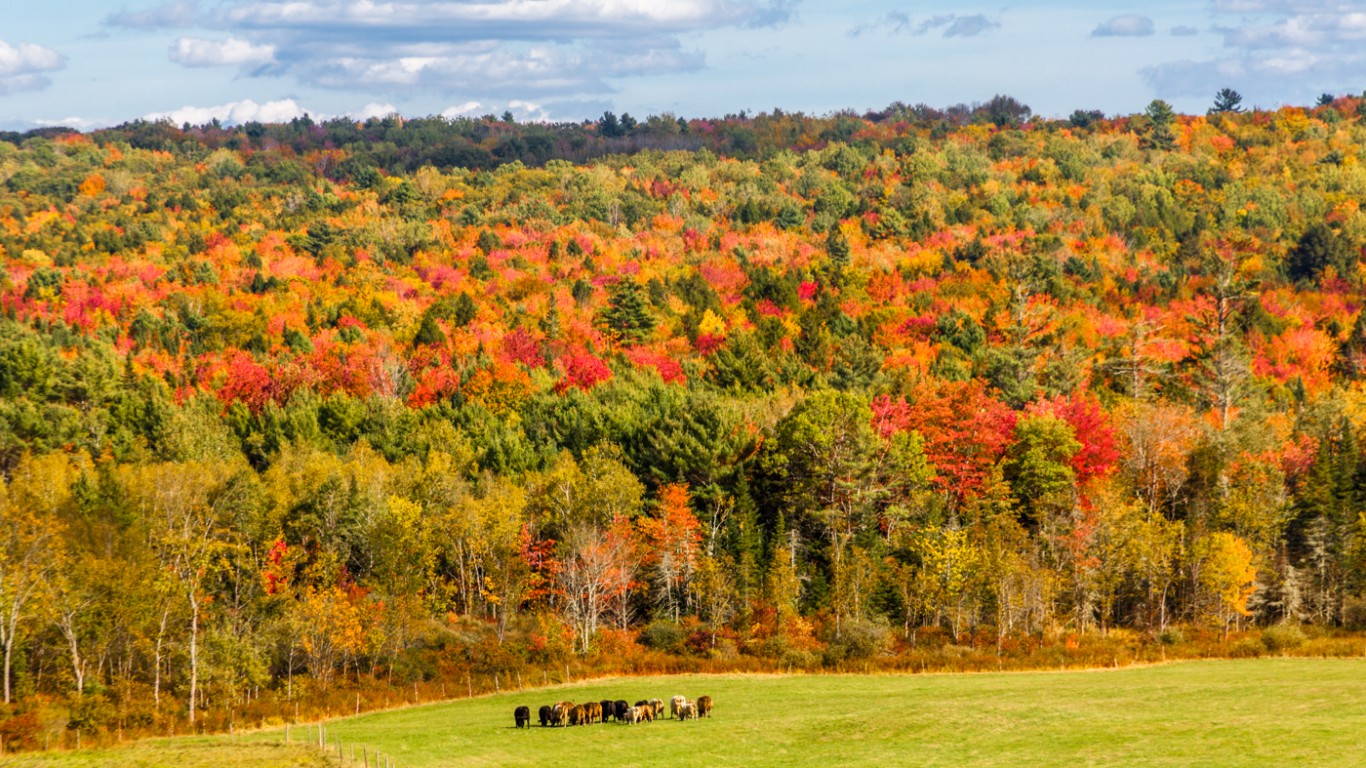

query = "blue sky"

[{"left": 1, "top": 1, "right": 1364, "bottom": 131}]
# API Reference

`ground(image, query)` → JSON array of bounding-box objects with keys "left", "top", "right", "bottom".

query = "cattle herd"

[{"left": 514, "top": 694, "right": 713, "bottom": 728}]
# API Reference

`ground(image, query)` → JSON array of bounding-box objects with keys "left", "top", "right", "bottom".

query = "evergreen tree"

[
  {"left": 599, "top": 278, "right": 655, "bottom": 344},
  {"left": 413, "top": 313, "right": 445, "bottom": 347},
  {"left": 1143, "top": 99, "right": 1177, "bottom": 150},
  {"left": 1209, "top": 88, "right": 1244, "bottom": 115},
  {"left": 1287, "top": 222, "right": 1355, "bottom": 283}
]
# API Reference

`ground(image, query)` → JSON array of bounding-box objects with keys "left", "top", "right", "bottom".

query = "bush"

[
  {"left": 1230, "top": 637, "right": 1264, "bottom": 658},
  {"left": 0, "top": 711, "right": 41, "bottom": 751},
  {"left": 1260, "top": 624, "right": 1307, "bottom": 653},
  {"left": 1341, "top": 597, "right": 1366, "bottom": 629},
  {"left": 637, "top": 620, "right": 686, "bottom": 654},
  {"left": 821, "top": 617, "right": 892, "bottom": 665},
  {"left": 1156, "top": 627, "right": 1186, "bottom": 646}
]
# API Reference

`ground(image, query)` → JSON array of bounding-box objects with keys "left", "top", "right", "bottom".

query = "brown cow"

[
  {"left": 678, "top": 701, "right": 697, "bottom": 720},
  {"left": 585, "top": 701, "right": 602, "bottom": 724},
  {"left": 650, "top": 698, "right": 665, "bottom": 718},
  {"left": 696, "top": 695, "right": 713, "bottom": 718},
  {"left": 568, "top": 704, "right": 589, "bottom": 726},
  {"left": 554, "top": 700, "right": 575, "bottom": 726}
]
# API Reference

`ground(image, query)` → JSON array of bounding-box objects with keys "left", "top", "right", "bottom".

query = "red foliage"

[
  {"left": 1027, "top": 393, "right": 1120, "bottom": 484},
  {"left": 263, "top": 538, "right": 289, "bottom": 595},
  {"left": 694, "top": 333, "right": 726, "bottom": 355},
  {"left": 625, "top": 346, "right": 686, "bottom": 384},
  {"left": 501, "top": 327, "right": 543, "bottom": 368},
  {"left": 873, "top": 380, "right": 1016, "bottom": 501},
  {"left": 217, "top": 350, "right": 275, "bottom": 413},
  {"left": 555, "top": 348, "right": 613, "bottom": 393},
  {"left": 521, "top": 524, "right": 562, "bottom": 605}
]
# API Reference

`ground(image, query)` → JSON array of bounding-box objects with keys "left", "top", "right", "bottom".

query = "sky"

[{"left": 1, "top": 1, "right": 1364, "bottom": 131}]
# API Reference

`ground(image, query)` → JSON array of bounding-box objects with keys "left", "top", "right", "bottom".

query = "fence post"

[{"left": 356, "top": 692, "right": 361, "bottom": 715}]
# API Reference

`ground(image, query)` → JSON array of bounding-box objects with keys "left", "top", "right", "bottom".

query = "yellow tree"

[
  {"left": 909, "top": 525, "right": 985, "bottom": 642},
  {"left": 0, "top": 454, "right": 73, "bottom": 703},
  {"left": 126, "top": 460, "right": 245, "bottom": 725},
  {"left": 1196, "top": 532, "right": 1257, "bottom": 639}
]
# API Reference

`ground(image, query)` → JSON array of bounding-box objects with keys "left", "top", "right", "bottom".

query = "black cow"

[
  {"left": 539, "top": 704, "right": 555, "bottom": 727},
  {"left": 514, "top": 705, "right": 531, "bottom": 729},
  {"left": 614, "top": 700, "right": 630, "bottom": 721},
  {"left": 600, "top": 699, "right": 616, "bottom": 722}
]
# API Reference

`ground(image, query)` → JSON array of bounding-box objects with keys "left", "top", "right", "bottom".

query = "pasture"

[{"left": 19, "top": 659, "right": 1366, "bottom": 767}]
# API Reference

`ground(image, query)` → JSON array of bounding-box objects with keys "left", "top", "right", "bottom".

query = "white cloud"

[
  {"left": 1142, "top": 1, "right": 1366, "bottom": 103},
  {"left": 145, "top": 98, "right": 311, "bottom": 126},
  {"left": 0, "top": 39, "right": 66, "bottom": 94},
  {"left": 440, "top": 101, "right": 484, "bottom": 119},
  {"left": 1092, "top": 15, "right": 1156, "bottom": 37},
  {"left": 353, "top": 102, "right": 399, "bottom": 120},
  {"left": 1171, "top": 25, "right": 1201, "bottom": 36},
  {"left": 105, "top": 0, "right": 793, "bottom": 100},
  {"left": 915, "top": 13, "right": 1000, "bottom": 38},
  {"left": 507, "top": 100, "right": 552, "bottom": 122},
  {"left": 210, "top": 0, "right": 792, "bottom": 35},
  {"left": 171, "top": 36, "right": 276, "bottom": 67},
  {"left": 848, "top": 11, "right": 912, "bottom": 38},
  {"left": 291, "top": 39, "right": 702, "bottom": 95},
  {"left": 0, "top": 115, "right": 115, "bottom": 132}
]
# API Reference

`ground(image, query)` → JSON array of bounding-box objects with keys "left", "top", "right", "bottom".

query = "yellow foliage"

[{"left": 698, "top": 309, "right": 727, "bottom": 337}]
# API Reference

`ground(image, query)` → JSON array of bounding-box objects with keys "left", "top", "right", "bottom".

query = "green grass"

[
  {"left": 21, "top": 659, "right": 1366, "bottom": 767},
  {"left": 6, "top": 739, "right": 331, "bottom": 768}
]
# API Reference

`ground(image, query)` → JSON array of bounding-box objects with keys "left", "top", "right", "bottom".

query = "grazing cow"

[
  {"left": 614, "top": 700, "right": 630, "bottom": 722},
  {"left": 637, "top": 704, "right": 655, "bottom": 723},
  {"left": 585, "top": 701, "right": 602, "bottom": 724},
  {"left": 569, "top": 704, "right": 591, "bottom": 726},
  {"left": 539, "top": 705, "right": 555, "bottom": 727},
  {"left": 555, "top": 701, "right": 575, "bottom": 726},
  {"left": 670, "top": 694, "right": 687, "bottom": 719},
  {"left": 678, "top": 702, "right": 696, "bottom": 720},
  {"left": 600, "top": 699, "right": 615, "bottom": 722},
  {"left": 624, "top": 705, "right": 642, "bottom": 724},
  {"left": 697, "top": 695, "right": 713, "bottom": 718},
  {"left": 514, "top": 705, "right": 531, "bottom": 729},
  {"left": 651, "top": 698, "right": 665, "bottom": 718}
]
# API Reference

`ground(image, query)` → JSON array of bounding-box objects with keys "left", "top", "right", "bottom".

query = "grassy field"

[
  {"left": 17, "top": 659, "right": 1366, "bottom": 767},
  {"left": 4, "top": 740, "right": 332, "bottom": 768}
]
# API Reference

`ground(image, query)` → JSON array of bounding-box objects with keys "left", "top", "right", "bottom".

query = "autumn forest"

[{"left": 3, "top": 95, "right": 1366, "bottom": 748}]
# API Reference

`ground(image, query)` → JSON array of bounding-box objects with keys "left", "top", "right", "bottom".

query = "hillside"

[{"left": 2, "top": 98, "right": 1366, "bottom": 746}]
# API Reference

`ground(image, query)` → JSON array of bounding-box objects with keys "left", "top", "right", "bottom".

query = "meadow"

[{"left": 15, "top": 659, "right": 1366, "bottom": 768}]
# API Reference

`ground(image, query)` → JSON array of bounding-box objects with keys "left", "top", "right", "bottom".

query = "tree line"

[{"left": 0, "top": 92, "right": 1365, "bottom": 745}]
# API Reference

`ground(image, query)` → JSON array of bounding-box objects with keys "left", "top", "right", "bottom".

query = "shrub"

[
  {"left": 1260, "top": 624, "right": 1307, "bottom": 653},
  {"left": 821, "top": 617, "right": 892, "bottom": 665},
  {"left": 1230, "top": 637, "right": 1264, "bottom": 658},
  {"left": 637, "top": 620, "right": 687, "bottom": 654},
  {"left": 1156, "top": 627, "right": 1186, "bottom": 646},
  {"left": 1341, "top": 597, "right": 1366, "bottom": 629},
  {"left": 0, "top": 711, "right": 41, "bottom": 751}
]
